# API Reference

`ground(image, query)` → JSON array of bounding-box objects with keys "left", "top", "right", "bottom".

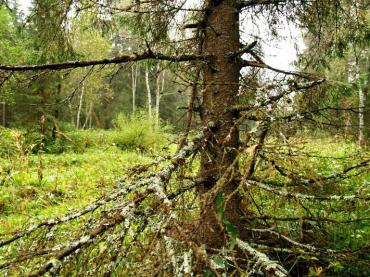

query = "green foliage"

[
  {"left": 0, "top": 134, "right": 152, "bottom": 234},
  {"left": 250, "top": 135, "right": 370, "bottom": 276},
  {"left": 112, "top": 111, "right": 172, "bottom": 151},
  {"left": 0, "top": 112, "right": 172, "bottom": 155},
  {"left": 214, "top": 193, "right": 239, "bottom": 249}
]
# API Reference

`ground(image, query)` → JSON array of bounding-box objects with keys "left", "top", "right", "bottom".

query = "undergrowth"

[{"left": 0, "top": 127, "right": 369, "bottom": 276}]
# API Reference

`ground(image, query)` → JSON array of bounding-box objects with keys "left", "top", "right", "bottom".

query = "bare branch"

[
  {"left": 238, "top": 0, "right": 288, "bottom": 9},
  {"left": 0, "top": 52, "right": 211, "bottom": 72}
]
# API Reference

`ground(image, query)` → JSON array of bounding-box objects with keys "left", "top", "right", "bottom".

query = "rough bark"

[{"left": 197, "top": 0, "right": 243, "bottom": 248}]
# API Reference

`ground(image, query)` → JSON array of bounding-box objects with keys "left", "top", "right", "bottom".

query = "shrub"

[{"left": 111, "top": 111, "right": 171, "bottom": 151}]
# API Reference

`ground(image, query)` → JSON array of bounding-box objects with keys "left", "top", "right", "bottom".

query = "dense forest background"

[
  {"left": 0, "top": 1, "right": 369, "bottom": 140},
  {"left": 0, "top": 0, "right": 369, "bottom": 276},
  {"left": 1, "top": 0, "right": 188, "bottom": 132}
]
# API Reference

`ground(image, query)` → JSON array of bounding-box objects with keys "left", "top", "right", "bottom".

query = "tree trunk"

[
  {"left": 145, "top": 67, "right": 152, "bottom": 124},
  {"left": 197, "top": 0, "right": 242, "bottom": 248},
  {"left": 54, "top": 76, "right": 62, "bottom": 120},
  {"left": 82, "top": 102, "right": 93, "bottom": 129},
  {"left": 76, "top": 82, "right": 84, "bottom": 129},
  {"left": 359, "top": 81, "right": 365, "bottom": 146},
  {"left": 364, "top": 53, "right": 370, "bottom": 145},
  {"left": 155, "top": 65, "right": 164, "bottom": 129},
  {"left": 357, "top": 50, "right": 370, "bottom": 147}
]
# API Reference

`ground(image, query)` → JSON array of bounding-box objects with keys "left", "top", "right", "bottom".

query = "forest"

[{"left": 0, "top": 0, "right": 369, "bottom": 276}]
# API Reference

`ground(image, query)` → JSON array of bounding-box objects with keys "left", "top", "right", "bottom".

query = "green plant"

[{"left": 111, "top": 111, "right": 171, "bottom": 151}]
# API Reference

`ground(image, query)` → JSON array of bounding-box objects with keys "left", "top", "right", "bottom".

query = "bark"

[
  {"left": 359, "top": 82, "right": 365, "bottom": 146},
  {"left": 358, "top": 51, "right": 369, "bottom": 146},
  {"left": 197, "top": 0, "right": 243, "bottom": 248}
]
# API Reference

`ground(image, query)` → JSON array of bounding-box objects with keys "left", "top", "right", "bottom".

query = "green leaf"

[
  {"left": 212, "top": 256, "right": 226, "bottom": 269},
  {"left": 223, "top": 219, "right": 238, "bottom": 249},
  {"left": 214, "top": 193, "right": 224, "bottom": 220}
]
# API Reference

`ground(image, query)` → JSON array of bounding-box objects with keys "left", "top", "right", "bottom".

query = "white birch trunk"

[
  {"left": 82, "top": 102, "right": 93, "bottom": 129},
  {"left": 359, "top": 81, "right": 365, "bottom": 146},
  {"left": 76, "top": 82, "right": 84, "bottom": 129},
  {"left": 359, "top": 52, "right": 369, "bottom": 146},
  {"left": 145, "top": 68, "right": 152, "bottom": 125}
]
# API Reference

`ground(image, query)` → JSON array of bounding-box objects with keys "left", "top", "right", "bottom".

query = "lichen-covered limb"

[
  {"left": 246, "top": 180, "right": 370, "bottom": 201},
  {"left": 248, "top": 227, "right": 336, "bottom": 254},
  {"left": 28, "top": 208, "right": 131, "bottom": 277},
  {"left": 242, "top": 214, "right": 370, "bottom": 224},
  {"left": 1, "top": 137, "right": 204, "bottom": 275},
  {"left": 0, "top": 135, "right": 202, "bottom": 248},
  {"left": 236, "top": 238, "right": 289, "bottom": 277}
]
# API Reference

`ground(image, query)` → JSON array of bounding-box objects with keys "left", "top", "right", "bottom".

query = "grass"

[
  {"left": 0, "top": 128, "right": 369, "bottom": 276},
  {"left": 249, "top": 135, "right": 370, "bottom": 276},
  {"left": 0, "top": 146, "right": 153, "bottom": 234},
  {"left": 0, "top": 113, "right": 172, "bottom": 235}
]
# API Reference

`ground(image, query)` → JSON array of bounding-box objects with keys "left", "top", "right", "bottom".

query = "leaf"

[
  {"left": 214, "top": 193, "right": 224, "bottom": 220},
  {"left": 223, "top": 219, "right": 238, "bottom": 249},
  {"left": 211, "top": 256, "right": 226, "bottom": 269}
]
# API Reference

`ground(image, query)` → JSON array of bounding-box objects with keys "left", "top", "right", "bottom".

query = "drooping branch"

[
  {"left": 242, "top": 215, "right": 370, "bottom": 224},
  {"left": 238, "top": 0, "right": 289, "bottom": 9},
  {"left": 246, "top": 180, "right": 370, "bottom": 201},
  {"left": 228, "top": 78, "right": 325, "bottom": 113},
  {"left": 0, "top": 52, "right": 211, "bottom": 72},
  {"left": 241, "top": 59, "right": 312, "bottom": 78}
]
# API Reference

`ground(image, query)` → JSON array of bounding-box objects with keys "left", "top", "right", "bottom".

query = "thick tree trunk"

[{"left": 197, "top": 0, "right": 243, "bottom": 248}]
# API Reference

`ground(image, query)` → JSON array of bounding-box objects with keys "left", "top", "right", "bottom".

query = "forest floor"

[
  {"left": 0, "top": 128, "right": 369, "bottom": 275},
  {"left": 0, "top": 145, "right": 154, "bottom": 234},
  {"left": 1, "top": 130, "right": 368, "bottom": 233}
]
